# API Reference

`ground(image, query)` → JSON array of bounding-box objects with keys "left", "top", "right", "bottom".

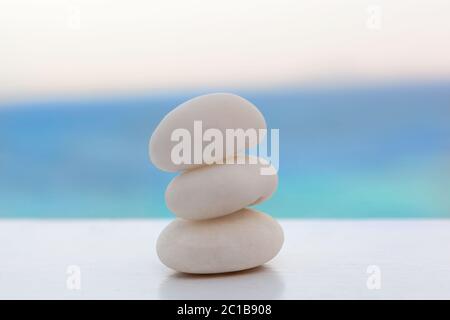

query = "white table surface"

[{"left": 0, "top": 219, "right": 449, "bottom": 299}]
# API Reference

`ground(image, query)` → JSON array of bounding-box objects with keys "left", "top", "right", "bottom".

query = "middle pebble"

[{"left": 165, "top": 156, "right": 278, "bottom": 220}]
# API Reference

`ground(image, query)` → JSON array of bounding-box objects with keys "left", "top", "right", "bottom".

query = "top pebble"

[{"left": 149, "top": 93, "right": 266, "bottom": 172}]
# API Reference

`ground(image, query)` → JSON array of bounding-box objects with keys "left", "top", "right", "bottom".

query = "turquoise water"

[{"left": 1, "top": 83, "right": 449, "bottom": 218}]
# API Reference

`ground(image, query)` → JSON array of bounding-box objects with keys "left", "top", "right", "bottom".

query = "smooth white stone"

[
  {"left": 149, "top": 93, "right": 266, "bottom": 172},
  {"left": 156, "top": 208, "right": 284, "bottom": 274},
  {"left": 165, "top": 156, "right": 278, "bottom": 220}
]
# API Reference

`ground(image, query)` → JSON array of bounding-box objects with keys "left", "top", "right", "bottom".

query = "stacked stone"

[{"left": 149, "top": 93, "right": 283, "bottom": 274}]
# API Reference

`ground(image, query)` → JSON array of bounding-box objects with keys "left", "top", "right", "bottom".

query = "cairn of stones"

[{"left": 149, "top": 93, "right": 283, "bottom": 274}]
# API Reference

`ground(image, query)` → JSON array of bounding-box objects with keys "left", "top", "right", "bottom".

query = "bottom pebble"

[{"left": 156, "top": 208, "right": 284, "bottom": 274}]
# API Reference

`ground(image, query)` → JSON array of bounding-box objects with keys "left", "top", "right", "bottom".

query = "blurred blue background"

[
  {"left": 1, "top": 1, "right": 450, "bottom": 218},
  {"left": 1, "top": 82, "right": 449, "bottom": 218}
]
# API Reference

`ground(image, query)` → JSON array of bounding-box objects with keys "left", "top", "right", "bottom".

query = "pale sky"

[{"left": 1, "top": 0, "right": 450, "bottom": 101}]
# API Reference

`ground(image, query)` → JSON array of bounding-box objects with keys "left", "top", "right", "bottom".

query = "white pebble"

[
  {"left": 156, "top": 208, "right": 284, "bottom": 274},
  {"left": 165, "top": 156, "right": 278, "bottom": 220},
  {"left": 149, "top": 93, "right": 266, "bottom": 172}
]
